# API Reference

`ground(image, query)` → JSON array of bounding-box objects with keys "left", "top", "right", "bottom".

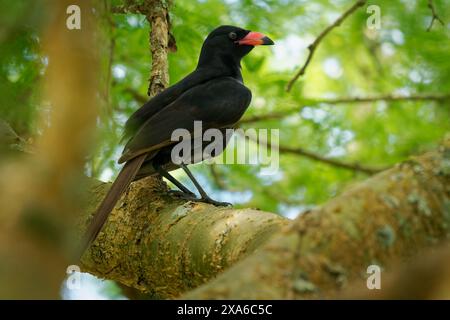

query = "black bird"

[{"left": 81, "top": 25, "right": 274, "bottom": 256}]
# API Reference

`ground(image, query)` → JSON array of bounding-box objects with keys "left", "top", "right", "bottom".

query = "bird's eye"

[{"left": 228, "top": 32, "right": 237, "bottom": 40}]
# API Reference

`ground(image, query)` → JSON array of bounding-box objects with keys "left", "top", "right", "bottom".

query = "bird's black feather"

[
  {"left": 80, "top": 25, "right": 273, "bottom": 258},
  {"left": 119, "top": 77, "right": 251, "bottom": 164},
  {"left": 122, "top": 67, "right": 224, "bottom": 142}
]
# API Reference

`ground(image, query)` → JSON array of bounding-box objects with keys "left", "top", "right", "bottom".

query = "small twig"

[
  {"left": 123, "top": 87, "right": 148, "bottom": 104},
  {"left": 239, "top": 112, "right": 290, "bottom": 124},
  {"left": 263, "top": 188, "right": 305, "bottom": 206},
  {"left": 122, "top": 89, "right": 449, "bottom": 122},
  {"left": 209, "top": 164, "right": 228, "bottom": 190},
  {"left": 310, "top": 93, "right": 450, "bottom": 104},
  {"left": 244, "top": 133, "right": 386, "bottom": 175},
  {"left": 277, "top": 144, "right": 385, "bottom": 174},
  {"left": 144, "top": 0, "right": 171, "bottom": 97},
  {"left": 426, "top": 0, "right": 445, "bottom": 31},
  {"left": 103, "top": 0, "right": 116, "bottom": 116},
  {"left": 0, "top": 119, "right": 34, "bottom": 153},
  {"left": 111, "top": 0, "right": 145, "bottom": 14},
  {"left": 111, "top": 1, "right": 171, "bottom": 97},
  {"left": 111, "top": 6, "right": 141, "bottom": 14},
  {"left": 286, "top": 0, "right": 367, "bottom": 92},
  {"left": 239, "top": 93, "right": 450, "bottom": 124}
]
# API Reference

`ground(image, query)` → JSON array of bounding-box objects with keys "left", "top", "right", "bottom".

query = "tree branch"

[
  {"left": 79, "top": 141, "right": 449, "bottom": 299},
  {"left": 111, "top": 0, "right": 145, "bottom": 14},
  {"left": 123, "top": 87, "right": 148, "bottom": 104},
  {"left": 110, "top": 1, "right": 172, "bottom": 96},
  {"left": 79, "top": 178, "right": 289, "bottom": 298},
  {"left": 144, "top": 0, "right": 171, "bottom": 96},
  {"left": 278, "top": 144, "right": 385, "bottom": 174},
  {"left": 209, "top": 164, "right": 228, "bottom": 190},
  {"left": 240, "top": 93, "right": 450, "bottom": 124},
  {"left": 426, "top": 0, "right": 445, "bottom": 32},
  {"left": 242, "top": 131, "right": 386, "bottom": 175},
  {"left": 343, "top": 243, "right": 450, "bottom": 299},
  {"left": 239, "top": 112, "right": 290, "bottom": 124},
  {"left": 183, "top": 141, "right": 450, "bottom": 299},
  {"left": 286, "top": 0, "right": 367, "bottom": 92},
  {"left": 0, "top": 119, "right": 27, "bottom": 146},
  {"left": 124, "top": 91, "right": 449, "bottom": 124},
  {"left": 103, "top": 0, "right": 116, "bottom": 116},
  {"left": 313, "top": 93, "right": 450, "bottom": 104}
]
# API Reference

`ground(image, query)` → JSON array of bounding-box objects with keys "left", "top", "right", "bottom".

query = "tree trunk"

[
  {"left": 79, "top": 140, "right": 450, "bottom": 299},
  {"left": 0, "top": 0, "right": 100, "bottom": 299}
]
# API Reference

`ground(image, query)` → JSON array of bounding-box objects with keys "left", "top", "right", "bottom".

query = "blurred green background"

[{"left": 0, "top": 0, "right": 449, "bottom": 298}]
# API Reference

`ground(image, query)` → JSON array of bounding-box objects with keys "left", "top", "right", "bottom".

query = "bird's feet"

[
  {"left": 197, "top": 196, "right": 232, "bottom": 207},
  {"left": 168, "top": 189, "right": 197, "bottom": 200},
  {"left": 168, "top": 190, "right": 231, "bottom": 207}
]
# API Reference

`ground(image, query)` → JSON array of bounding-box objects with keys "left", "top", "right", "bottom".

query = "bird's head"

[{"left": 197, "top": 25, "right": 274, "bottom": 70}]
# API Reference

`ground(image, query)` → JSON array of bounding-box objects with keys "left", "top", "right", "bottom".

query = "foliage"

[{"left": 1, "top": 0, "right": 449, "bottom": 217}]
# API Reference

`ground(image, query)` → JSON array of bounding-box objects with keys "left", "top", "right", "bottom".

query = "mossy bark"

[
  {"left": 78, "top": 142, "right": 449, "bottom": 299},
  {"left": 344, "top": 243, "right": 450, "bottom": 299},
  {"left": 183, "top": 142, "right": 450, "bottom": 299},
  {"left": 79, "top": 178, "right": 289, "bottom": 298}
]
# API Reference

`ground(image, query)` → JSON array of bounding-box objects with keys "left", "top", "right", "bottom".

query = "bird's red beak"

[{"left": 236, "top": 32, "right": 274, "bottom": 46}]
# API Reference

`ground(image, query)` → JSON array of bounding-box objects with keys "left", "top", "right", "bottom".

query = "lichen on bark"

[
  {"left": 77, "top": 141, "right": 450, "bottom": 299},
  {"left": 79, "top": 177, "right": 289, "bottom": 298},
  {"left": 182, "top": 141, "right": 450, "bottom": 299}
]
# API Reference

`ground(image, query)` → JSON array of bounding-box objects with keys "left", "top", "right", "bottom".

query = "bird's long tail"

[{"left": 78, "top": 154, "right": 146, "bottom": 260}]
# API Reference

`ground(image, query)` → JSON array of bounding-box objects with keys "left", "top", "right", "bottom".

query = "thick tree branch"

[
  {"left": 286, "top": 0, "right": 367, "bottom": 92},
  {"left": 183, "top": 141, "right": 450, "bottom": 299},
  {"left": 426, "top": 0, "right": 445, "bottom": 32},
  {"left": 79, "top": 3, "right": 450, "bottom": 300},
  {"left": 343, "top": 244, "right": 450, "bottom": 299},
  {"left": 78, "top": 140, "right": 449, "bottom": 299},
  {"left": 79, "top": 178, "right": 288, "bottom": 298}
]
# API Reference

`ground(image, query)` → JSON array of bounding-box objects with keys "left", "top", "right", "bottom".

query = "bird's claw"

[
  {"left": 198, "top": 197, "right": 232, "bottom": 207},
  {"left": 168, "top": 190, "right": 197, "bottom": 200},
  {"left": 168, "top": 190, "right": 231, "bottom": 207}
]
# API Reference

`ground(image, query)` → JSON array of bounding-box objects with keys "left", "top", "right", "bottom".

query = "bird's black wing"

[
  {"left": 122, "top": 67, "right": 228, "bottom": 142},
  {"left": 119, "top": 77, "right": 252, "bottom": 164}
]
